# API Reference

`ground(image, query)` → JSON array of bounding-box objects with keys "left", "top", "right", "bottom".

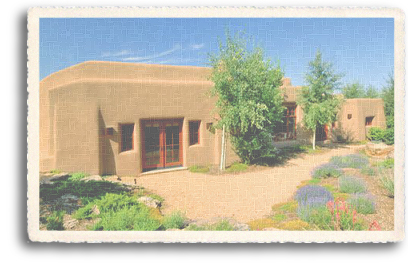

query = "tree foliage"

[
  {"left": 342, "top": 83, "right": 379, "bottom": 99},
  {"left": 297, "top": 50, "right": 344, "bottom": 149},
  {"left": 208, "top": 31, "right": 285, "bottom": 164},
  {"left": 381, "top": 75, "right": 394, "bottom": 130}
]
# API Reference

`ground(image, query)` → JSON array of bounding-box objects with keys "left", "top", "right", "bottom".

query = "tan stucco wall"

[
  {"left": 335, "top": 98, "right": 386, "bottom": 141},
  {"left": 40, "top": 61, "right": 386, "bottom": 175}
]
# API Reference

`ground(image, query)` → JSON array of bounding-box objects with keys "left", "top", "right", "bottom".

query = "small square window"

[
  {"left": 120, "top": 124, "right": 134, "bottom": 152},
  {"left": 365, "top": 116, "right": 374, "bottom": 126},
  {"left": 189, "top": 121, "right": 200, "bottom": 145},
  {"left": 348, "top": 114, "right": 352, "bottom": 119}
]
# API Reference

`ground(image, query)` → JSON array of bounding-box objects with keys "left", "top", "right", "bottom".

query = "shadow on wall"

[
  {"left": 331, "top": 125, "right": 356, "bottom": 143},
  {"left": 98, "top": 109, "right": 116, "bottom": 175}
]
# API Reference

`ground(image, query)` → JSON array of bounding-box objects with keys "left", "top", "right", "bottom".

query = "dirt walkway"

[{"left": 134, "top": 145, "right": 363, "bottom": 223}]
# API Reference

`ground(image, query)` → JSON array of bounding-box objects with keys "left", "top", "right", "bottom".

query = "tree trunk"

[{"left": 312, "top": 129, "right": 316, "bottom": 150}]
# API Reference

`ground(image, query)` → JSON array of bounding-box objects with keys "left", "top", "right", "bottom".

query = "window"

[
  {"left": 365, "top": 116, "right": 374, "bottom": 126},
  {"left": 105, "top": 127, "right": 114, "bottom": 136},
  {"left": 275, "top": 105, "right": 296, "bottom": 141},
  {"left": 348, "top": 114, "right": 352, "bottom": 119},
  {"left": 120, "top": 124, "right": 134, "bottom": 152},
  {"left": 189, "top": 121, "right": 200, "bottom": 145}
]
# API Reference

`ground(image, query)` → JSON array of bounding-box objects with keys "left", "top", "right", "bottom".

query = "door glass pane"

[
  {"left": 144, "top": 126, "right": 160, "bottom": 166},
  {"left": 165, "top": 125, "right": 180, "bottom": 163}
]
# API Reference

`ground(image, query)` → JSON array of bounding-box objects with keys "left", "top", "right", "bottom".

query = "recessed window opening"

[
  {"left": 365, "top": 116, "right": 374, "bottom": 126},
  {"left": 189, "top": 121, "right": 201, "bottom": 145},
  {"left": 348, "top": 114, "right": 352, "bottom": 119},
  {"left": 120, "top": 124, "right": 134, "bottom": 152}
]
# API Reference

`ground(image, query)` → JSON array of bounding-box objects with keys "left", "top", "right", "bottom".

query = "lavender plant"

[
  {"left": 311, "top": 163, "right": 343, "bottom": 179},
  {"left": 347, "top": 194, "right": 376, "bottom": 214},
  {"left": 330, "top": 154, "right": 369, "bottom": 169},
  {"left": 339, "top": 176, "right": 367, "bottom": 194},
  {"left": 295, "top": 185, "right": 334, "bottom": 221}
]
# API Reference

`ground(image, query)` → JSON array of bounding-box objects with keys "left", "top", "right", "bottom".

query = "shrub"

[
  {"left": 74, "top": 193, "right": 139, "bottom": 220},
  {"left": 311, "top": 163, "right": 343, "bottom": 179},
  {"left": 272, "top": 201, "right": 298, "bottom": 213},
  {"left": 162, "top": 211, "right": 186, "bottom": 230},
  {"left": 46, "top": 211, "right": 65, "bottom": 230},
  {"left": 272, "top": 213, "right": 286, "bottom": 222},
  {"left": 308, "top": 179, "right": 321, "bottom": 185},
  {"left": 367, "top": 127, "right": 394, "bottom": 145},
  {"left": 295, "top": 185, "right": 333, "bottom": 221},
  {"left": 210, "top": 220, "right": 235, "bottom": 231},
  {"left": 367, "top": 127, "right": 385, "bottom": 142},
  {"left": 226, "top": 162, "right": 248, "bottom": 173},
  {"left": 347, "top": 194, "right": 376, "bottom": 214},
  {"left": 92, "top": 205, "right": 162, "bottom": 231},
  {"left": 339, "top": 176, "right": 367, "bottom": 194},
  {"left": 330, "top": 154, "right": 369, "bottom": 169},
  {"left": 68, "top": 172, "right": 89, "bottom": 181}
]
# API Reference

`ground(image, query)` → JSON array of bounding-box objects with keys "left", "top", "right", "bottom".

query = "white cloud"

[
  {"left": 101, "top": 49, "right": 132, "bottom": 58},
  {"left": 190, "top": 43, "right": 205, "bottom": 50},
  {"left": 122, "top": 44, "right": 181, "bottom": 62}
]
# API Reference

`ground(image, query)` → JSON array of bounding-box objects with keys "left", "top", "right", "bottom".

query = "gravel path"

[{"left": 135, "top": 145, "right": 363, "bottom": 223}]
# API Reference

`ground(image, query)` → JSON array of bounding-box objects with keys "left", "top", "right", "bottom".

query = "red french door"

[{"left": 141, "top": 119, "right": 183, "bottom": 171}]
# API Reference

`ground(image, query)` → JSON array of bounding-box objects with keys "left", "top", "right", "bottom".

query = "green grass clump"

[
  {"left": 50, "top": 169, "right": 62, "bottom": 174},
  {"left": 308, "top": 179, "right": 321, "bottom": 185},
  {"left": 380, "top": 176, "right": 394, "bottom": 198},
  {"left": 347, "top": 194, "right": 376, "bottom": 214},
  {"left": 272, "top": 201, "right": 298, "bottom": 213},
  {"left": 375, "top": 158, "right": 394, "bottom": 169},
  {"left": 46, "top": 211, "right": 65, "bottom": 230},
  {"left": 330, "top": 154, "right": 369, "bottom": 169},
  {"left": 272, "top": 213, "right": 286, "bottom": 222},
  {"left": 360, "top": 167, "right": 377, "bottom": 176},
  {"left": 188, "top": 165, "right": 210, "bottom": 173},
  {"left": 339, "top": 176, "right": 367, "bottom": 194},
  {"left": 247, "top": 218, "right": 277, "bottom": 231},
  {"left": 68, "top": 172, "right": 89, "bottom": 181},
  {"left": 185, "top": 220, "right": 235, "bottom": 231},
  {"left": 162, "top": 211, "right": 186, "bottom": 230},
  {"left": 226, "top": 162, "right": 248, "bottom": 173}
]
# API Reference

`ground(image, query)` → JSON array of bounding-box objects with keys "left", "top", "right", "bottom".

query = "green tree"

[
  {"left": 342, "top": 82, "right": 365, "bottom": 99},
  {"left": 297, "top": 50, "right": 344, "bottom": 150},
  {"left": 209, "top": 32, "right": 285, "bottom": 164},
  {"left": 365, "top": 85, "right": 380, "bottom": 98},
  {"left": 381, "top": 75, "right": 394, "bottom": 130}
]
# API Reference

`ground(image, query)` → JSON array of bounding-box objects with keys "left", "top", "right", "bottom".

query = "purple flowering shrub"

[
  {"left": 295, "top": 185, "right": 334, "bottom": 221},
  {"left": 330, "top": 154, "right": 369, "bottom": 169},
  {"left": 311, "top": 163, "right": 343, "bottom": 179}
]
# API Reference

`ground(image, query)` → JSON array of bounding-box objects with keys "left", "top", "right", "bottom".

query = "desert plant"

[
  {"left": 46, "top": 211, "right": 65, "bottom": 230},
  {"left": 247, "top": 218, "right": 277, "bottom": 231},
  {"left": 311, "top": 163, "right": 343, "bottom": 179},
  {"left": 376, "top": 158, "right": 394, "bottom": 169},
  {"left": 92, "top": 205, "right": 162, "bottom": 231},
  {"left": 68, "top": 172, "right": 89, "bottom": 182},
  {"left": 211, "top": 220, "right": 235, "bottom": 231},
  {"left": 380, "top": 175, "right": 394, "bottom": 198},
  {"left": 322, "top": 200, "right": 365, "bottom": 230},
  {"left": 162, "top": 211, "right": 186, "bottom": 230},
  {"left": 226, "top": 162, "right": 248, "bottom": 173},
  {"left": 295, "top": 185, "right": 334, "bottom": 221},
  {"left": 339, "top": 176, "right": 367, "bottom": 194},
  {"left": 330, "top": 154, "right": 369, "bottom": 169},
  {"left": 360, "top": 166, "right": 377, "bottom": 176},
  {"left": 347, "top": 194, "right": 376, "bottom": 214},
  {"left": 188, "top": 165, "right": 210, "bottom": 173}
]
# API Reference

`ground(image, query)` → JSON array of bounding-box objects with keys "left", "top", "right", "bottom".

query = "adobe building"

[{"left": 40, "top": 61, "right": 386, "bottom": 175}]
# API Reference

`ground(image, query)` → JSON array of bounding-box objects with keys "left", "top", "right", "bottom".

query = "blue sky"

[{"left": 40, "top": 18, "right": 394, "bottom": 89}]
